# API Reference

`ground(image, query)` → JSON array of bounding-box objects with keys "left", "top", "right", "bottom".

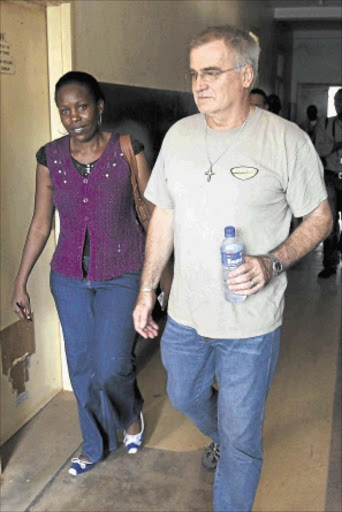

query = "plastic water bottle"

[{"left": 220, "top": 226, "right": 246, "bottom": 303}]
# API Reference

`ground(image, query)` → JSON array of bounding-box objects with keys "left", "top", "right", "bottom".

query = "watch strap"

[{"left": 260, "top": 253, "right": 284, "bottom": 275}]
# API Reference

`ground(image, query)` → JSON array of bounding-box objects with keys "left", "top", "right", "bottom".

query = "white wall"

[{"left": 72, "top": 0, "right": 276, "bottom": 93}]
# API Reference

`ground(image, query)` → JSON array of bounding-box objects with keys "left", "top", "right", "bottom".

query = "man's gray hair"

[{"left": 189, "top": 25, "right": 260, "bottom": 77}]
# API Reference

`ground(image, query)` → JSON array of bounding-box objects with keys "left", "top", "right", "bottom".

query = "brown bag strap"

[{"left": 119, "top": 134, "right": 142, "bottom": 201}]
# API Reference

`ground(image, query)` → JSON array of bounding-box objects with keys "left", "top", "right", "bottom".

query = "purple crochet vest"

[{"left": 45, "top": 134, "right": 145, "bottom": 281}]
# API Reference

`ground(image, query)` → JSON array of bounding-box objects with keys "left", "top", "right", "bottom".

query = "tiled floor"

[{"left": 1, "top": 245, "right": 341, "bottom": 512}]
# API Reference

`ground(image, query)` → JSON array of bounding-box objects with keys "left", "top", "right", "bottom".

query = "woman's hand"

[{"left": 11, "top": 287, "right": 32, "bottom": 321}]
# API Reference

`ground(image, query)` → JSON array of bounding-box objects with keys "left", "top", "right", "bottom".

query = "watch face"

[{"left": 274, "top": 261, "right": 283, "bottom": 272}]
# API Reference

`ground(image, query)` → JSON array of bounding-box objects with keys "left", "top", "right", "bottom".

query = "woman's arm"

[{"left": 11, "top": 163, "right": 55, "bottom": 320}]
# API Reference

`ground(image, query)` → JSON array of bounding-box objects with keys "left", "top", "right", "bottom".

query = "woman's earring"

[{"left": 98, "top": 114, "right": 102, "bottom": 127}]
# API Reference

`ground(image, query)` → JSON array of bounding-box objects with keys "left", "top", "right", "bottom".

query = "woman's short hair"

[
  {"left": 55, "top": 71, "right": 105, "bottom": 105},
  {"left": 189, "top": 25, "right": 260, "bottom": 78}
]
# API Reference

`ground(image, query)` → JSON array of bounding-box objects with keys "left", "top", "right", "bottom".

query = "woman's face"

[{"left": 56, "top": 83, "right": 104, "bottom": 142}]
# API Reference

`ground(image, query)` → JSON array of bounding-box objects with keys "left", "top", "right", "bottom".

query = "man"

[
  {"left": 303, "top": 104, "right": 319, "bottom": 143},
  {"left": 249, "top": 87, "right": 268, "bottom": 110},
  {"left": 268, "top": 93, "right": 282, "bottom": 115},
  {"left": 133, "top": 25, "right": 332, "bottom": 512},
  {"left": 315, "top": 88, "right": 342, "bottom": 278}
]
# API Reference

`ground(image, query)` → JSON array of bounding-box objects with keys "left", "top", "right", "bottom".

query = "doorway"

[{"left": 296, "top": 83, "right": 330, "bottom": 127}]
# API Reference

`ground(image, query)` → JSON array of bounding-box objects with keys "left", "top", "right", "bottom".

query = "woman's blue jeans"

[
  {"left": 50, "top": 269, "right": 143, "bottom": 463},
  {"left": 161, "top": 316, "right": 280, "bottom": 512}
]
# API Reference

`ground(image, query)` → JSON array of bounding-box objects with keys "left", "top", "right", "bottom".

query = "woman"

[{"left": 11, "top": 71, "right": 169, "bottom": 476}]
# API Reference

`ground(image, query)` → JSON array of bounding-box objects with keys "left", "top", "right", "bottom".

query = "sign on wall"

[{"left": 0, "top": 33, "right": 15, "bottom": 74}]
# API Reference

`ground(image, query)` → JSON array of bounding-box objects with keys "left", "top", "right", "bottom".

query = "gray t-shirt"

[{"left": 145, "top": 108, "right": 327, "bottom": 338}]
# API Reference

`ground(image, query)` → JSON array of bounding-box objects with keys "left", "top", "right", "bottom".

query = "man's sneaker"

[
  {"left": 69, "top": 457, "right": 95, "bottom": 476},
  {"left": 123, "top": 412, "right": 144, "bottom": 454},
  {"left": 201, "top": 442, "right": 220, "bottom": 471}
]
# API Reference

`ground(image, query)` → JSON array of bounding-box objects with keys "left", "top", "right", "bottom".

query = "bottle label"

[{"left": 221, "top": 250, "right": 243, "bottom": 268}]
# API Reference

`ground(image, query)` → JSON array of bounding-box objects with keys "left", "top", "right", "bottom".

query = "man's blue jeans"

[
  {"left": 50, "top": 270, "right": 143, "bottom": 463},
  {"left": 161, "top": 316, "right": 280, "bottom": 512}
]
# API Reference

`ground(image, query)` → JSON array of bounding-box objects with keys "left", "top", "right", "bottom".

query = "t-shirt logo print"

[{"left": 230, "top": 167, "right": 258, "bottom": 180}]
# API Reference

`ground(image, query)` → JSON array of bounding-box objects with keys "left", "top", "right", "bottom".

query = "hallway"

[{"left": 1, "top": 245, "right": 341, "bottom": 512}]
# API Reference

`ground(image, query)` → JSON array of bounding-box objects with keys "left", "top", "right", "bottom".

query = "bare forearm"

[
  {"left": 228, "top": 199, "right": 333, "bottom": 296},
  {"left": 140, "top": 206, "right": 174, "bottom": 290},
  {"left": 272, "top": 199, "right": 333, "bottom": 268},
  {"left": 14, "top": 223, "right": 53, "bottom": 288}
]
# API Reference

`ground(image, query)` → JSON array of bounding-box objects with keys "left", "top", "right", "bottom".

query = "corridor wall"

[{"left": 71, "top": 0, "right": 276, "bottom": 95}]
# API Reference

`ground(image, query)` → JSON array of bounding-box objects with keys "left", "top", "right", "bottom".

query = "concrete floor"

[{"left": 1, "top": 245, "right": 341, "bottom": 512}]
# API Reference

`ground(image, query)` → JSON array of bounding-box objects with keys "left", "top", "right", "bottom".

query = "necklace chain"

[{"left": 205, "top": 108, "right": 250, "bottom": 182}]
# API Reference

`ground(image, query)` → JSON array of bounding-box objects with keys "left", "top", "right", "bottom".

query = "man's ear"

[{"left": 242, "top": 65, "right": 254, "bottom": 89}]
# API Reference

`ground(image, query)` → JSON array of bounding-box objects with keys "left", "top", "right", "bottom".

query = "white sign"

[{"left": 0, "top": 33, "right": 15, "bottom": 74}]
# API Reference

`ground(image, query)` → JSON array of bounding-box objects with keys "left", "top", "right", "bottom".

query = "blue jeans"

[
  {"left": 50, "top": 269, "right": 143, "bottom": 463},
  {"left": 161, "top": 316, "right": 280, "bottom": 512}
]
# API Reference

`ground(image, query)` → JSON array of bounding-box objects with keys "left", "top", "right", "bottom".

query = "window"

[{"left": 327, "top": 86, "right": 342, "bottom": 116}]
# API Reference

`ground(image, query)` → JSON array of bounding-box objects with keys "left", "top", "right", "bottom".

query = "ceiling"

[
  {"left": 269, "top": 0, "right": 342, "bottom": 30},
  {"left": 269, "top": 0, "right": 341, "bottom": 7}
]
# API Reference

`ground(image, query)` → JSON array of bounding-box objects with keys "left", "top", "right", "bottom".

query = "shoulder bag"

[{"left": 120, "top": 134, "right": 152, "bottom": 231}]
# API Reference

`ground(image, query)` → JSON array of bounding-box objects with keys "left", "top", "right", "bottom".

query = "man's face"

[
  {"left": 334, "top": 90, "right": 342, "bottom": 116},
  {"left": 249, "top": 93, "right": 268, "bottom": 110},
  {"left": 189, "top": 39, "right": 252, "bottom": 118}
]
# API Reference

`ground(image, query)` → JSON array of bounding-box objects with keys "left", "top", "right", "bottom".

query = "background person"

[
  {"left": 249, "top": 87, "right": 269, "bottom": 110},
  {"left": 133, "top": 25, "right": 332, "bottom": 512},
  {"left": 11, "top": 71, "right": 171, "bottom": 476},
  {"left": 315, "top": 88, "right": 342, "bottom": 278},
  {"left": 268, "top": 93, "right": 282, "bottom": 115},
  {"left": 303, "top": 104, "right": 319, "bottom": 143}
]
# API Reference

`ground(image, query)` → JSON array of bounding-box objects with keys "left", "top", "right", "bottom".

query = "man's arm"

[
  {"left": 228, "top": 198, "right": 333, "bottom": 295},
  {"left": 133, "top": 206, "right": 174, "bottom": 338}
]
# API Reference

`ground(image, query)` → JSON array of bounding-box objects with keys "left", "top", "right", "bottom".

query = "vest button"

[
  {"left": 84, "top": 216, "right": 89, "bottom": 222},
  {"left": 83, "top": 198, "right": 88, "bottom": 203},
  {"left": 83, "top": 178, "right": 88, "bottom": 184}
]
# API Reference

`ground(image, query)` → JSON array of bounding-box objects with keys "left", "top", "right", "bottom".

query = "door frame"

[{"left": 46, "top": 1, "right": 73, "bottom": 390}]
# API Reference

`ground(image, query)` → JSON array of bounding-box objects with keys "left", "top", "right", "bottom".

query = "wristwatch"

[{"left": 263, "top": 253, "right": 284, "bottom": 276}]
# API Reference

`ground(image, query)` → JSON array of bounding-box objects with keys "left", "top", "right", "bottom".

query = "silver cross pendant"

[{"left": 205, "top": 168, "right": 215, "bottom": 182}]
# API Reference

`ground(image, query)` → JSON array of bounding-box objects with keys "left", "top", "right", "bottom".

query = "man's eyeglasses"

[{"left": 186, "top": 66, "right": 242, "bottom": 83}]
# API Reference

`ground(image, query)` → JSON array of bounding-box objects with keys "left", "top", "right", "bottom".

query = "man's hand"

[
  {"left": 227, "top": 255, "right": 274, "bottom": 296},
  {"left": 133, "top": 290, "right": 159, "bottom": 338}
]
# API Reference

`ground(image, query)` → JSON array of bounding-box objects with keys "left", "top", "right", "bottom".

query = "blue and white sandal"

[
  {"left": 123, "top": 412, "right": 144, "bottom": 454},
  {"left": 69, "top": 457, "right": 95, "bottom": 476}
]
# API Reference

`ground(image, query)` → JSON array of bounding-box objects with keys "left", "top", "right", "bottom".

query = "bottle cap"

[{"left": 224, "top": 226, "right": 235, "bottom": 238}]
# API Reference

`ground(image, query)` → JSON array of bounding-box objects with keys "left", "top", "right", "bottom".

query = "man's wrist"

[
  {"left": 140, "top": 281, "right": 158, "bottom": 292},
  {"left": 260, "top": 253, "right": 284, "bottom": 276}
]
